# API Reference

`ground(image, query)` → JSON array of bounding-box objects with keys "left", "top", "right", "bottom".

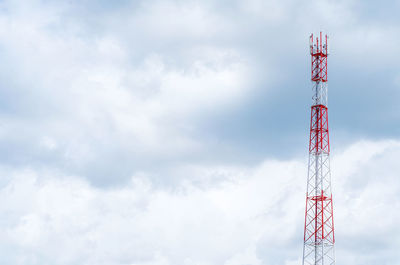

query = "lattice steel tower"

[{"left": 302, "top": 32, "right": 335, "bottom": 265}]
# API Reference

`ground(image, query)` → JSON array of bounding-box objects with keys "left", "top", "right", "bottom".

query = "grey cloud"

[
  {"left": 1, "top": 0, "right": 399, "bottom": 186},
  {"left": 0, "top": 1, "right": 398, "bottom": 263}
]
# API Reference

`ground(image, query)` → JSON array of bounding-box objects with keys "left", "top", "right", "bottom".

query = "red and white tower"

[{"left": 302, "top": 32, "right": 335, "bottom": 265}]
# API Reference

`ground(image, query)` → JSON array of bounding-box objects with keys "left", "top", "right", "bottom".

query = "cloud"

[
  {"left": 0, "top": 0, "right": 399, "bottom": 185},
  {"left": 0, "top": 0, "right": 399, "bottom": 264},
  {"left": 0, "top": 0, "right": 254, "bottom": 185},
  {"left": 0, "top": 139, "right": 398, "bottom": 264}
]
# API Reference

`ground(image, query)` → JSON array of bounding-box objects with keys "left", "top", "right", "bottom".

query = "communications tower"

[{"left": 302, "top": 32, "right": 335, "bottom": 265}]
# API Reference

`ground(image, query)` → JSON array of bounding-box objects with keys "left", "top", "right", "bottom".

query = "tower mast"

[{"left": 302, "top": 32, "right": 335, "bottom": 265}]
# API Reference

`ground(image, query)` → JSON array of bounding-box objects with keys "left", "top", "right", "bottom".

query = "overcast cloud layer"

[{"left": 0, "top": 0, "right": 399, "bottom": 264}]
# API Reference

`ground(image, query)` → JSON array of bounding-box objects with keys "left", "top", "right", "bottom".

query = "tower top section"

[
  {"left": 310, "top": 32, "right": 328, "bottom": 84},
  {"left": 309, "top": 32, "right": 328, "bottom": 57}
]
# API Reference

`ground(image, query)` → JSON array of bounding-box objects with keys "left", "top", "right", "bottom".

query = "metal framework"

[{"left": 302, "top": 32, "right": 335, "bottom": 265}]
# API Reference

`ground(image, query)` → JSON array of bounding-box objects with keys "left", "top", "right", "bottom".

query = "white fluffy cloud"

[
  {"left": 0, "top": 0, "right": 255, "bottom": 184},
  {"left": 0, "top": 139, "right": 399, "bottom": 264},
  {"left": 0, "top": 0, "right": 397, "bottom": 183},
  {"left": 0, "top": 0, "right": 399, "bottom": 264}
]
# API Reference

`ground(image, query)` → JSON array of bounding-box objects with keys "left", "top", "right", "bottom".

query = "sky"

[{"left": 0, "top": 0, "right": 399, "bottom": 264}]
